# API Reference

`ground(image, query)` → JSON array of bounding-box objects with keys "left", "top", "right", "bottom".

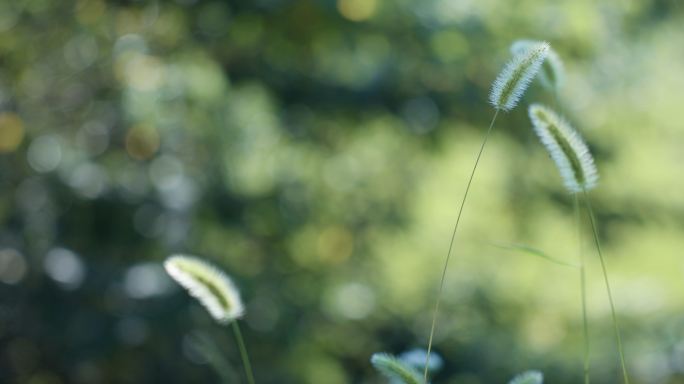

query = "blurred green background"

[{"left": 1, "top": 0, "right": 683, "bottom": 383}]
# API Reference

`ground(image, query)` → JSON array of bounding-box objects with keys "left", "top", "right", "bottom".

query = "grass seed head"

[
  {"left": 490, "top": 41, "right": 549, "bottom": 112},
  {"left": 528, "top": 104, "right": 599, "bottom": 193},
  {"left": 371, "top": 352, "right": 424, "bottom": 384},
  {"left": 510, "top": 39, "right": 565, "bottom": 90},
  {"left": 164, "top": 255, "right": 245, "bottom": 324},
  {"left": 508, "top": 371, "right": 544, "bottom": 384}
]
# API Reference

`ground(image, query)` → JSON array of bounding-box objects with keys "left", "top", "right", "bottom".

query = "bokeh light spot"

[
  {"left": 333, "top": 282, "right": 375, "bottom": 320},
  {"left": 27, "top": 135, "right": 62, "bottom": 173},
  {"left": 124, "top": 263, "right": 172, "bottom": 299},
  {"left": 68, "top": 163, "right": 106, "bottom": 199},
  {"left": 125, "top": 124, "right": 159, "bottom": 160},
  {"left": 337, "top": 0, "right": 377, "bottom": 22},
  {"left": 64, "top": 34, "right": 98, "bottom": 70},
  {"left": 74, "top": 0, "right": 106, "bottom": 25},
  {"left": 0, "top": 1, "right": 21, "bottom": 32},
  {"left": 317, "top": 226, "right": 354, "bottom": 264},
  {"left": 430, "top": 30, "right": 470, "bottom": 62},
  {"left": 0, "top": 112, "right": 24, "bottom": 153},
  {"left": 323, "top": 154, "right": 361, "bottom": 191},
  {"left": 44, "top": 247, "right": 86, "bottom": 290},
  {"left": 125, "top": 55, "right": 165, "bottom": 91},
  {"left": 400, "top": 96, "right": 440, "bottom": 134},
  {"left": 75, "top": 121, "right": 109, "bottom": 156},
  {"left": 0, "top": 248, "right": 28, "bottom": 285},
  {"left": 520, "top": 312, "right": 567, "bottom": 352}
]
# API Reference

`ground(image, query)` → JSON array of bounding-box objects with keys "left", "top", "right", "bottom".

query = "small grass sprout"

[
  {"left": 528, "top": 104, "right": 598, "bottom": 194},
  {"left": 164, "top": 254, "right": 244, "bottom": 324},
  {"left": 508, "top": 371, "right": 544, "bottom": 384},
  {"left": 490, "top": 41, "right": 549, "bottom": 112},
  {"left": 510, "top": 39, "right": 565, "bottom": 91},
  {"left": 371, "top": 353, "right": 424, "bottom": 384}
]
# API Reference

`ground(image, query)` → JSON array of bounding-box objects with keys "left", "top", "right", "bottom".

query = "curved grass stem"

[
  {"left": 582, "top": 189, "right": 629, "bottom": 384},
  {"left": 422, "top": 109, "right": 500, "bottom": 384},
  {"left": 574, "top": 193, "right": 590, "bottom": 384},
  {"left": 232, "top": 321, "right": 255, "bottom": 384}
]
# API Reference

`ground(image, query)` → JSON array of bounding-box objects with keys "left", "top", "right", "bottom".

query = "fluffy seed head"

[
  {"left": 164, "top": 255, "right": 244, "bottom": 324},
  {"left": 508, "top": 371, "right": 544, "bottom": 384},
  {"left": 510, "top": 39, "right": 565, "bottom": 90},
  {"left": 490, "top": 41, "right": 549, "bottom": 112},
  {"left": 528, "top": 104, "right": 599, "bottom": 193},
  {"left": 371, "top": 353, "right": 424, "bottom": 384}
]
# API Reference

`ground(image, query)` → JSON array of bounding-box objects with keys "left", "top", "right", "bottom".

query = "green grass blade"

[{"left": 488, "top": 242, "right": 580, "bottom": 268}]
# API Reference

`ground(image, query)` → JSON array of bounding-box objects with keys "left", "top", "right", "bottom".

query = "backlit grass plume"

[
  {"left": 511, "top": 39, "right": 565, "bottom": 91},
  {"left": 490, "top": 41, "right": 549, "bottom": 111},
  {"left": 164, "top": 255, "right": 244, "bottom": 323},
  {"left": 528, "top": 104, "right": 598, "bottom": 193},
  {"left": 371, "top": 353, "right": 423, "bottom": 384},
  {"left": 422, "top": 41, "right": 551, "bottom": 384},
  {"left": 508, "top": 371, "right": 544, "bottom": 384},
  {"left": 529, "top": 106, "right": 629, "bottom": 384},
  {"left": 164, "top": 255, "right": 255, "bottom": 384}
]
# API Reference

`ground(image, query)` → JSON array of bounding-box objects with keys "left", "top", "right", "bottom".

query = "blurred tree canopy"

[{"left": 1, "top": 0, "right": 684, "bottom": 383}]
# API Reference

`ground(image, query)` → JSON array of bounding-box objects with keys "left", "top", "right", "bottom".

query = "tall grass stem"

[
  {"left": 574, "top": 193, "right": 589, "bottom": 384},
  {"left": 583, "top": 189, "right": 629, "bottom": 384},
  {"left": 232, "top": 321, "right": 255, "bottom": 384},
  {"left": 422, "top": 108, "right": 500, "bottom": 384}
]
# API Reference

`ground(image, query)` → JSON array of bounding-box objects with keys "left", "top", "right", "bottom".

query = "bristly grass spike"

[
  {"left": 490, "top": 41, "right": 549, "bottom": 111},
  {"left": 422, "top": 41, "right": 552, "bottom": 384},
  {"left": 528, "top": 105, "right": 629, "bottom": 384},
  {"left": 511, "top": 39, "right": 565, "bottom": 91},
  {"left": 508, "top": 371, "right": 544, "bottom": 384},
  {"left": 371, "top": 353, "right": 424, "bottom": 384},
  {"left": 164, "top": 255, "right": 255, "bottom": 384},
  {"left": 528, "top": 104, "right": 599, "bottom": 193},
  {"left": 164, "top": 254, "right": 245, "bottom": 324}
]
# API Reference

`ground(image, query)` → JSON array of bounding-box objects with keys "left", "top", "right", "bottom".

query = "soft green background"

[{"left": 0, "top": 0, "right": 682, "bottom": 383}]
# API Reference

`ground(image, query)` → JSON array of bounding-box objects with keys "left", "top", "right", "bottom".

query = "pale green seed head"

[
  {"left": 510, "top": 39, "right": 565, "bottom": 90},
  {"left": 164, "top": 255, "right": 245, "bottom": 324},
  {"left": 371, "top": 353, "right": 424, "bottom": 384},
  {"left": 508, "top": 370, "right": 544, "bottom": 384},
  {"left": 528, "top": 104, "right": 599, "bottom": 193},
  {"left": 490, "top": 41, "right": 549, "bottom": 111}
]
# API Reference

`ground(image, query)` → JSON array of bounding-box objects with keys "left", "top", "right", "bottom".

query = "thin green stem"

[
  {"left": 422, "top": 109, "right": 500, "bottom": 384},
  {"left": 232, "top": 321, "right": 255, "bottom": 384},
  {"left": 574, "top": 193, "right": 589, "bottom": 384},
  {"left": 583, "top": 189, "right": 629, "bottom": 384}
]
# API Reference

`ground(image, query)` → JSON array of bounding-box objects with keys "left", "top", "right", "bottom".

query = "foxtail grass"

[
  {"left": 511, "top": 40, "right": 565, "bottom": 112},
  {"left": 165, "top": 255, "right": 255, "bottom": 384},
  {"left": 422, "top": 42, "right": 549, "bottom": 384},
  {"left": 529, "top": 106, "right": 628, "bottom": 384},
  {"left": 508, "top": 370, "right": 544, "bottom": 384},
  {"left": 372, "top": 353, "right": 424, "bottom": 384}
]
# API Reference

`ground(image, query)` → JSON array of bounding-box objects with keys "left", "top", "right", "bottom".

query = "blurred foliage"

[{"left": 1, "top": 0, "right": 684, "bottom": 383}]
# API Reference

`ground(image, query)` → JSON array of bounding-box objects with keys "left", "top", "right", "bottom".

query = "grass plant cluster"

[{"left": 159, "top": 40, "right": 629, "bottom": 384}]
